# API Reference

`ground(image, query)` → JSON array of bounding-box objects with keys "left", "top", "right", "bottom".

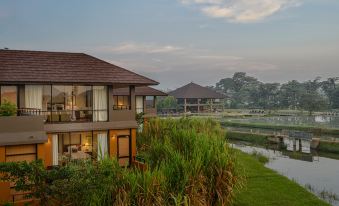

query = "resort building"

[
  {"left": 0, "top": 49, "right": 159, "bottom": 202},
  {"left": 168, "top": 82, "right": 226, "bottom": 113},
  {"left": 113, "top": 86, "right": 167, "bottom": 118}
]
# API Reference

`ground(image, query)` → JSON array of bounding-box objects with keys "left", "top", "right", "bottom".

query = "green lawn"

[{"left": 233, "top": 151, "right": 330, "bottom": 206}]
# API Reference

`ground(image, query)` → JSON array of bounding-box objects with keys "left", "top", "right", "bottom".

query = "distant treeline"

[{"left": 210, "top": 72, "right": 339, "bottom": 113}]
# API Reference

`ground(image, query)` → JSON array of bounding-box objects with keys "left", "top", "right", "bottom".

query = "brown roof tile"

[
  {"left": 113, "top": 86, "right": 168, "bottom": 96},
  {"left": 169, "top": 82, "right": 226, "bottom": 99},
  {"left": 0, "top": 49, "right": 158, "bottom": 85}
]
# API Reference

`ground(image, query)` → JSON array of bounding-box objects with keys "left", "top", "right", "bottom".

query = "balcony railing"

[
  {"left": 17, "top": 108, "right": 107, "bottom": 123},
  {"left": 113, "top": 105, "right": 131, "bottom": 110}
]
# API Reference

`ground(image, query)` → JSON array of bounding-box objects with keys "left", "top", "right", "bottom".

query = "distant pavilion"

[{"left": 169, "top": 82, "right": 226, "bottom": 113}]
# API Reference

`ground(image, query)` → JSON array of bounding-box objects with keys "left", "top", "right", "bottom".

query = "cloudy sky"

[{"left": 1, "top": 0, "right": 339, "bottom": 89}]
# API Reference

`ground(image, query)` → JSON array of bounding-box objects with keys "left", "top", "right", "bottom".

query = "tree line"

[{"left": 212, "top": 72, "right": 339, "bottom": 113}]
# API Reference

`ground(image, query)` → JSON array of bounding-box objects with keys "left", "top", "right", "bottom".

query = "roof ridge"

[{"left": 0, "top": 49, "right": 84, "bottom": 55}]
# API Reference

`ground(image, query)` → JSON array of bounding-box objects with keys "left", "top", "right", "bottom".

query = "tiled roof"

[
  {"left": 0, "top": 49, "right": 158, "bottom": 85},
  {"left": 169, "top": 82, "right": 226, "bottom": 99},
  {"left": 113, "top": 86, "right": 168, "bottom": 96}
]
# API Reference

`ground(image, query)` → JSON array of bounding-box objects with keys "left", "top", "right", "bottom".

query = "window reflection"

[
  {"left": 113, "top": 96, "right": 130, "bottom": 110},
  {"left": 56, "top": 131, "right": 108, "bottom": 165},
  {"left": 0, "top": 86, "right": 17, "bottom": 106},
  {"left": 8, "top": 84, "right": 107, "bottom": 122}
]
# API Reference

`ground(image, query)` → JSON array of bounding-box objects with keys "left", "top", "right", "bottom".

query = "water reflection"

[{"left": 232, "top": 142, "right": 339, "bottom": 206}]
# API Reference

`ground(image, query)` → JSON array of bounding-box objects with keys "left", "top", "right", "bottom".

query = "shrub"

[
  {"left": 0, "top": 100, "right": 17, "bottom": 116},
  {"left": 251, "top": 151, "right": 269, "bottom": 164}
]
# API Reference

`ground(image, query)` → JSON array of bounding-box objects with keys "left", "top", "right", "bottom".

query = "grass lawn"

[{"left": 233, "top": 151, "right": 330, "bottom": 206}]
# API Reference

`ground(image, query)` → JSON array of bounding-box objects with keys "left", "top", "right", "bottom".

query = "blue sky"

[{"left": 1, "top": 0, "right": 339, "bottom": 89}]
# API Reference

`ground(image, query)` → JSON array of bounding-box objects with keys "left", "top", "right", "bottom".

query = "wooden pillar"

[
  {"left": 154, "top": 96, "right": 157, "bottom": 114},
  {"left": 109, "top": 130, "right": 118, "bottom": 158},
  {"left": 184, "top": 98, "right": 187, "bottom": 113},
  {"left": 143, "top": 96, "right": 146, "bottom": 113},
  {"left": 210, "top": 99, "right": 213, "bottom": 112},
  {"left": 0, "top": 147, "right": 10, "bottom": 202},
  {"left": 108, "top": 85, "right": 114, "bottom": 122},
  {"left": 197, "top": 99, "right": 200, "bottom": 113},
  {"left": 37, "top": 135, "right": 52, "bottom": 167},
  {"left": 222, "top": 99, "right": 225, "bottom": 112},
  {"left": 130, "top": 86, "right": 136, "bottom": 113},
  {"left": 0, "top": 146, "right": 5, "bottom": 162},
  {"left": 131, "top": 129, "right": 137, "bottom": 160}
]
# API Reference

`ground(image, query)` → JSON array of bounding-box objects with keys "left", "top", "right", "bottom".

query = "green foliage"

[
  {"left": 214, "top": 72, "right": 338, "bottom": 111},
  {"left": 299, "top": 92, "right": 328, "bottom": 115},
  {"left": 156, "top": 96, "right": 178, "bottom": 112},
  {"left": 318, "top": 142, "right": 339, "bottom": 154},
  {"left": 138, "top": 118, "right": 243, "bottom": 205},
  {"left": 0, "top": 100, "right": 17, "bottom": 116},
  {"left": 0, "top": 118, "right": 242, "bottom": 206},
  {"left": 136, "top": 112, "right": 144, "bottom": 126},
  {"left": 250, "top": 151, "right": 269, "bottom": 164}
]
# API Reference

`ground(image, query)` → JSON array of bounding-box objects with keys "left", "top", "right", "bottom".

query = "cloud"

[
  {"left": 97, "top": 43, "right": 183, "bottom": 54},
  {"left": 179, "top": 0, "right": 302, "bottom": 23}
]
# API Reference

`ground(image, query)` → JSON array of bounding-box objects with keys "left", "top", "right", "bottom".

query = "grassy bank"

[
  {"left": 222, "top": 121, "right": 339, "bottom": 136},
  {"left": 227, "top": 131, "right": 269, "bottom": 145},
  {"left": 318, "top": 141, "right": 339, "bottom": 154},
  {"left": 233, "top": 151, "right": 330, "bottom": 206}
]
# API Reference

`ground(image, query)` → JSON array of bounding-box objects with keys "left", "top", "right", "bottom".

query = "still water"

[
  {"left": 232, "top": 142, "right": 339, "bottom": 206},
  {"left": 230, "top": 115, "right": 339, "bottom": 129}
]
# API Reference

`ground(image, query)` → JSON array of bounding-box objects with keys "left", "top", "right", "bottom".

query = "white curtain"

[
  {"left": 52, "top": 134, "right": 59, "bottom": 165},
  {"left": 136, "top": 96, "right": 144, "bottom": 114},
  {"left": 97, "top": 133, "right": 108, "bottom": 160},
  {"left": 93, "top": 86, "right": 108, "bottom": 121},
  {"left": 25, "top": 85, "right": 43, "bottom": 110}
]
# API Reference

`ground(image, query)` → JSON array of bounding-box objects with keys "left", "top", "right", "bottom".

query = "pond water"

[
  {"left": 232, "top": 142, "right": 339, "bottom": 206},
  {"left": 229, "top": 115, "right": 339, "bottom": 129}
]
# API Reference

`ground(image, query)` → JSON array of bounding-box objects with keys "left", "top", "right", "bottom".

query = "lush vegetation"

[
  {"left": 137, "top": 118, "right": 242, "bottom": 205},
  {"left": 0, "top": 100, "right": 17, "bottom": 116},
  {"left": 232, "top": 151, "right": 330, "bottom": 206},
  {"left": 250, "top": 151, "right": 269, "bottom": 164},
  {"left": 156, "top": 96, "right": 178, "bottom": 112},
  {"left": 212, "top": 72, "right": 339, "bottom": 113},
  {"left": 227, "top": 131, "right": 269, "bottom": 145},
  {"left": 318, "top": 141, "right": 339, "bottom": 154},
  {"left": 0, "top": 118, "right": 241, "bottom": 206}
]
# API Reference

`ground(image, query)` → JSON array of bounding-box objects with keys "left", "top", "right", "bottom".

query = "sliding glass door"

[{"left": 22, "top": 84, "right": 106, "bottom": 123}]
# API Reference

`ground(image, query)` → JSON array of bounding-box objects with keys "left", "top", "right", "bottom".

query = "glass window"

[
  {"left": 0, "top": 86, "right": 17, "bottom": 106},
  {"left": 42, "top": 85, "right": 51, "bottom": 120},
  {"left": 113, "top": 96, "right": 130, "bottom": 110},
  {"left": 136, "top": 96, "right": 144, "bottom": 114},
  {"left": 145, "top": 96, "right": 155, "bottom": 109},
  {"left": 73, "top": 85, "right": 93, "bottom": 122},
  {"left": 19, "top": 85, "right": 107, "bottom": 123},
  {"left": 58, "top": 132, "right": 93, "bottom": 165},
  {"left": 51, "top": 85, "right": 72, "bottom": 122},
  {"left": 93, "top": 86, "right": 108, "bottom": 122},
  {"left": 56, "top": 131, "right": 108, "bottom": 165}
]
